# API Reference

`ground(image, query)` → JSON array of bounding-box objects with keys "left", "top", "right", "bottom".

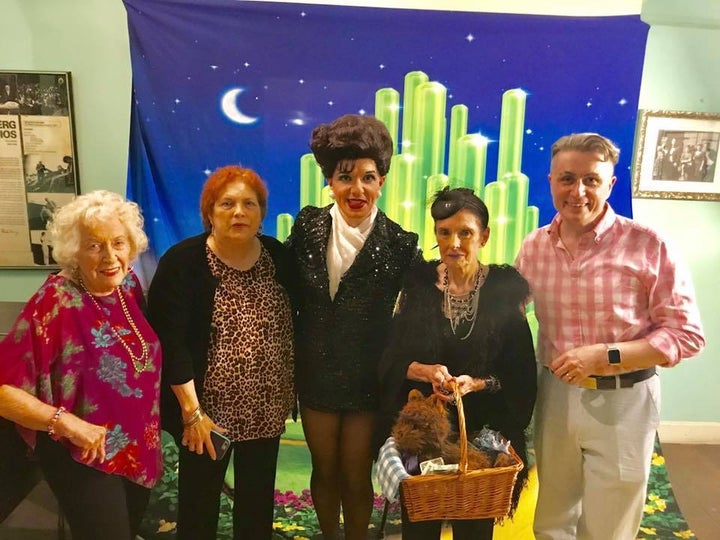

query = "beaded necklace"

[
  {"left": 442, "top": 264, "right": 486, "bottom": 340},
  {"left": 78, "top": 277, "right": 150, "bottom": 373}
]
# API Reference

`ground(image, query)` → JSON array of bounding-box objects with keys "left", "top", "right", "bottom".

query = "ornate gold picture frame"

[{"left": 632, "top": 110, "right": 720, "bottom": 201}]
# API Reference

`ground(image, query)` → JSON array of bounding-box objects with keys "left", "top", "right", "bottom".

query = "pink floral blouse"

[{"left": 0, "top": 271, "right": 162, "bottom": 488}]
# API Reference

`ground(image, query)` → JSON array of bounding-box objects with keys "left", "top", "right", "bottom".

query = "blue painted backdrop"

[{"left": 123, "top": 0, "right": 648, "bottom": 260}]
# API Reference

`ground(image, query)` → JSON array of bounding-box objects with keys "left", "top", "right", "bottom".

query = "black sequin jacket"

[
  {"left": 286, "top": 205, "right": 420, "bottom": 412},
  {"left": 376, "top": 260, "right": 537, "bottom": 513}
]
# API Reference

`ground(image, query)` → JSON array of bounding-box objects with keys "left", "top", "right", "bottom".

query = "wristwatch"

[{"left": 607, "top": 344, "right": 621, "bottom": 365}]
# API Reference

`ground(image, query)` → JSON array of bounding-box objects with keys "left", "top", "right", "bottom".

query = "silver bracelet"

[{"left": 483, "top": 375, "right": 502, "bottom": 393}]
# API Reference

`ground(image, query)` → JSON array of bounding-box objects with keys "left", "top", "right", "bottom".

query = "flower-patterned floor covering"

[{"left": 139, "top": 427, "right": 693, "bottom": 539}]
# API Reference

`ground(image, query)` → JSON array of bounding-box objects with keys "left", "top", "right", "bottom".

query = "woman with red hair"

[{"left": 148, "top": 166, "right": 295, "bottom": 540}]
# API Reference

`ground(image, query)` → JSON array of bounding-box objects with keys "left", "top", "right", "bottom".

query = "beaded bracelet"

[
  {"left": 482, "top": 375, "right": 502, "bottom": 394},
  {"left": 47, "top": 406, "right": 66, "bottom": 440}
]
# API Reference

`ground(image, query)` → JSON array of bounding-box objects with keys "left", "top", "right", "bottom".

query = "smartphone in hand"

[{"left": 210, "top": 429, "right": 231, "bottom": 460}]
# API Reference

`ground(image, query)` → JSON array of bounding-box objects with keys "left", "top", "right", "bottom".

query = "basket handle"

[{"left": 452, "top": 382, "right": 468, "bottom": 474}]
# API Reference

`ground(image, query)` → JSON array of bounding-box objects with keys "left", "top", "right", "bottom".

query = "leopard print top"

[{"left": 202, "top": 244, "right": 294, "bottom": 441}]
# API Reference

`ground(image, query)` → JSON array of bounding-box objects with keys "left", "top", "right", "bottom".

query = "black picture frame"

[{"left": 0, "top": 70, "right": 80, "bottom": 268}]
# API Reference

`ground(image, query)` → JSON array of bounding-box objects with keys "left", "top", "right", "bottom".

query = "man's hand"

[{"left": 549, "top": 343, "right": 608, "bottom": 384}]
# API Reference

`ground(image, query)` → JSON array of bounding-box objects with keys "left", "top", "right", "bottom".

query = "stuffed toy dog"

[{"left": 391, "top": 389, "right": 513, "bottom": 472}]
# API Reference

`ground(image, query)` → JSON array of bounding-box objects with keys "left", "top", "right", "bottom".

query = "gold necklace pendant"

[{"left": 78, "top": 277, "right": 150, "bottom": 373}]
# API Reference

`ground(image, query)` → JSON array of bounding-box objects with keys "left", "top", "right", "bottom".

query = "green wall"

[
  {"left": 0, "top": 0, "right": 717, "bottom": 425},
  {"left": 634, "top": 0, "right": 720, "bottom": 422},
  {"left": 0, "top": 0, "right": 130, "bottom": 301}
]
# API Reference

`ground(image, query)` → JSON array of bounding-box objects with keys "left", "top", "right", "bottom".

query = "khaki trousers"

[{"left": 533, "top": 367, "right": 660, "bottom": 540}]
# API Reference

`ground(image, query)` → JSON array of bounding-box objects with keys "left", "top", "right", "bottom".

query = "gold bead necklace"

[{"left": 78, "top": 277, "right": 150, "bottom": 373}]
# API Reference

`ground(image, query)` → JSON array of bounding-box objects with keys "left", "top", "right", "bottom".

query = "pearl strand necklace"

[{"left": 78, "top": 277, "right": 150, "bottom": 373}]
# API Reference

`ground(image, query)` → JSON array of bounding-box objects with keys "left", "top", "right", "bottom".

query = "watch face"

[{"left": 608, "top": 347, "right": 621, "bottom": 364}]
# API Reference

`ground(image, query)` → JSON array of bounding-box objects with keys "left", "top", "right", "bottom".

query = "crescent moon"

[{"left": 220, "top": 88, "right": 259, "bottom": 125}]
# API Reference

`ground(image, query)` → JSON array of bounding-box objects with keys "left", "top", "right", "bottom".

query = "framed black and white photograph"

[
  {"left": 632, "top": 110, "right": 720, "bottom": 201},
  {"left": 0, "top": 70, "right": 80, "bottom": 268}
]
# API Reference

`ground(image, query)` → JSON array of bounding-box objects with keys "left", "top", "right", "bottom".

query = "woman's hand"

[
  {"left": 0, "top": 386, "right": 107, "bottom": 464},
  {"left": 171, "top": 381, "right": 228, "bottom": 460},
  {"left": 181, "top": 413, "right": 228, "bottom": 460},
  {"left": 53, "top": 412, "right": 107, "bottom": 464},
  {"left": 454, "top": 375, "right": 485, "bottom": 397},
  {"left": 406, "top": 361, "right": 455, "bottom": 401}
]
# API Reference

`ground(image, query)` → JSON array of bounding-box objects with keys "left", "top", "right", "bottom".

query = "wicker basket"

[{"left": 400, "top": 384, "right": 523, "bottom": 522}]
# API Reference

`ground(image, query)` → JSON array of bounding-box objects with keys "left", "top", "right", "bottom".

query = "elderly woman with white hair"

[{"left": 0, "top": 190, "right": 162, "bottom": 540}]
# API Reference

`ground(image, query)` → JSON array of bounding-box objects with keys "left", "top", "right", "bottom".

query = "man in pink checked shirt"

[{"left": 516, "top": 133, "right": 705, "bottom": 540}]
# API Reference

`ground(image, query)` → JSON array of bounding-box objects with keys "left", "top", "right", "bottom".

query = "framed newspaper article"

[
  {"left": 632, "top": 109, "right": 720, "bottom": 201},
  {"left": 0, "top": 70, "right": 80, "bottom": 268}
]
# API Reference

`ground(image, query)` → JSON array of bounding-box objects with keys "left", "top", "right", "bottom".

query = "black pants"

[
  {"left": 177, "top": 435, "right": 280, "bottom": 540},
  {"left": 400, "top": 496, "right": 494, "bottom": 540},
  {"left": 35, "top": 433, "right": 150, "bottom": 540}
]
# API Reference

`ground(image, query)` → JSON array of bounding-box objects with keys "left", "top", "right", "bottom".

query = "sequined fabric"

[{"left": 287, "top": 205, "right": 420, "bottom": 411}]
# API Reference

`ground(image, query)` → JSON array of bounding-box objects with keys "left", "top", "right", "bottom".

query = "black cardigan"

[
  {"left": 376, "top": 261, "right": 537, "bottom": 512},
  {"left": 147, "top": 232, "right": 294, "bottom": 439},
  {"left": 286, "top": 205, "right": 420, "bottom": 412}
]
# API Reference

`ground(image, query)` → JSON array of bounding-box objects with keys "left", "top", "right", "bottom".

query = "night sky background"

[{"left": 123, "top": 0, "right": 649, "bottom": 257}]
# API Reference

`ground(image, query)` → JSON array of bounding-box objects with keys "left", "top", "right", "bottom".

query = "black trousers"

[
  {"left": 400, "top": 496, "right": 494, "bottom": 540},
  {"left": 177, "top": 435, "right": 280, "bottom": 540},
  {"left": 35, "top": 433, "right": 150, "bottom": 540}
]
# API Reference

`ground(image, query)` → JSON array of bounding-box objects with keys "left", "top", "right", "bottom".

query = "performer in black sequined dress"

[{"left": 286, "top": 114, "right": 420, "bottom": 540}]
